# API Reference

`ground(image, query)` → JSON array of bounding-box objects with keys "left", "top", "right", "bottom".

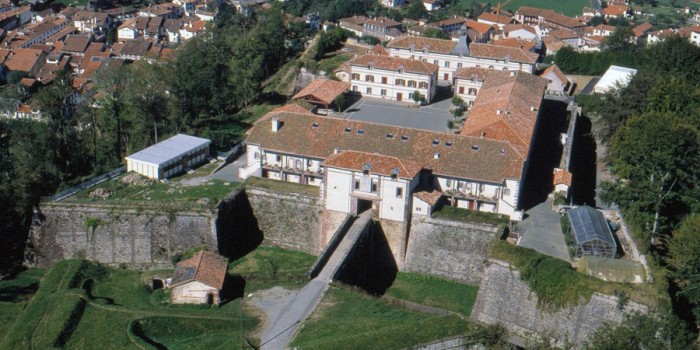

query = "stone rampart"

[
  {"left": 404, "top": 216, "right": 501, "bottom": 285},
  {"left": 26, "top": 203, "right": 217, "bottom": 269},
  {"left": 471, "top": 260, "right": 647, "bottom": 347}
]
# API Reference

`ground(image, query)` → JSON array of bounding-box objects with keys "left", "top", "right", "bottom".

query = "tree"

[
  {"left": 406, "top": 0, "right": 428, "bottom": 20},
  {"left": 584, "top": 312, "right": 694, "bottom": 349},
  {"left": 667, "top": 215, "right": 700, "bottom": 319},
  {"left": 603, "top": 27, "right": 635, "bottom": 53},
  {"left": 601, "top": 112, "right": 700, "bottom": 242},
  {"left": 410, "top": 90, "right": 424, "bottom": 104},
  {"left": 422, "top": 28, "right": 448, "bottom": 39},
  {"left": 587, "top": 16, "right": 606, "bottom": 26}
]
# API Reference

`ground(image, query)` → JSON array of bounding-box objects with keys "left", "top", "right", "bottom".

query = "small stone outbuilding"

[{"left": 171, "top": 250, "right": 228, "bottom": 305}]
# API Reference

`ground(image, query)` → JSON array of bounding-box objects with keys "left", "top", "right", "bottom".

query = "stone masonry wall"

[
  {"left": 26, "top": 203, "right": 217, "bottom": 269},
  {"left": 245, "top": 187, "right": 323, "bottom": 255},
  {"left": 404, "top": 216, "right": 501, "bottom": 285},
  {"left": 471, "top": 260, "right": 647, "bottom": 347}
]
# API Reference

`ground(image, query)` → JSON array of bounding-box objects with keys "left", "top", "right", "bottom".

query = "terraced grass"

[
  {"left": 229, "top": 246, "right": 316, "bottom": 291},
  {"left": 292, "top": 285, "right": 473, "bottom": 350},
  {"left": 385, "top": 272, "right": 479, "bottom": 316}
]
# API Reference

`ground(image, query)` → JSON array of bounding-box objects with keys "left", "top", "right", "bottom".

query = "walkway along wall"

[{"left": 471, "top": 259, "right": 647, "bottom": 347}]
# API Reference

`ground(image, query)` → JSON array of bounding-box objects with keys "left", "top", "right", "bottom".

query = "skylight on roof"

[
  {"left": 357, "top": 128, "right": 365, "bottom": 135},
  {"left": 387, "top": 132, "right": 394, "bottom": 139},
  {"left": 471, "top": 144, "right": 480, "bottom": 151},
  {"left": 499, "top": 148, "right": 505, "bottom": 154},
  {"left": 445, "top": 141, "right": 453, "bottom": 147},
  {"left": 312, "top": 122, "right": 319, "bottom": 128},
  {"left": 400, "top": 135, "right": 409, "bottom": 141},
  {"left": 344, "top": 127, "right": 352, "bottom": 133},
  {"left": 432, "top": 139, "right": 440, "bottom": 146}
]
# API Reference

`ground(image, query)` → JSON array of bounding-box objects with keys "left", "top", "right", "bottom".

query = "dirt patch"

[{"left": 247, "top": 286, "right": 300, "bottom": 332}]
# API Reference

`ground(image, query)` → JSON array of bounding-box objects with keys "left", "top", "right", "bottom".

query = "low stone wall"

[
  {"left": 404, "top": 216, "right": 501, "bottom": 285},
  {"left": 26, "top": 203, "right": 217, "bottom": 269},
  {"left": 245, "top": 187, "right": 323, "bottom": 255},
  {"left": 471, "top": 260, "right": 647, "bottom": 347}
]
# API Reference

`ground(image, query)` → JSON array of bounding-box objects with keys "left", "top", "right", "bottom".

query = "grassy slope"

[
  {"left": 229, "top": 246, "right": 316, "bottom": 291},
  {"left": 459, "top": 0, "right": 590, "bottom": 17},
  {"left": 385, "top": 272, "right": 479, "bottom": 316},
  {"left": 0, "top": 269, "right": 44, "bottom": 344},
  {"left": 244, "top": 176, "right": 320, "bottom": 197},
  {"left": 292, "top": 286, "right": 471, "bottom": 350}
]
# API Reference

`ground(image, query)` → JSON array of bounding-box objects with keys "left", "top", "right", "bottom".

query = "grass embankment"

[
  {"left": 432, "top": 206, "right": 509, "bottom": 226},
  {"left": 66, "top": 175, "right": 240, "bottom": 209},
  {"left": 244, "top": 176, "right": 320, "bottom": 197},
  {"left": 0, "top": 268, "right": 44, "bottom": 343},
  {"left": 2, "top": 260, "right": 259, "bottom": 350},
  {"left": 291, "top": 285, "right": 473, "bottom": 350},
  {"left": 229, "top": 246, "right": 316, "bottom": 291},
  {"left": 491, "top": 241, "right": 659, "bottom": 310},
  {"left": 385, "top": 272, "right": 479, "bottom": 316},
  {"left": 458, "top": 0, "right": 589, "bottom": 17}
]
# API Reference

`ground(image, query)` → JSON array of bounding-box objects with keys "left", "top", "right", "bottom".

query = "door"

[
  {"left": 468, "top": 200, "right": 475, "bottom": 210},
  {"left": 397, "top": 93, "right": 402, "bottom": 101},
  {"left": 444, "top": 73, "right": 449, "bottom": 80}
]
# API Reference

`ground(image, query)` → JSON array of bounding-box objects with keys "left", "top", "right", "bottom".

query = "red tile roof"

[
  {"left": 553, "top": 168, "right": 572, "bottom": 186},
  {"left": 469, "top": 43, "right": 539, "bottom": 64},
  {"left": 478, "top": 12, "right": 513, "bottom": 25},
  {"left": 292, "top": 79, "right": 349, "bottom": 106},
  {"left": 323, "top": 150, "right": 423, "bottom": 179},
  {"left": 413, "top": 187, "right": 442, "bottom": 205},
  {"left": 454, "top": 67, "right": 490, "bottom": 81},
  {"left": 387, "top": 36, "right": 457, "bottom": 54},
  {"left": 347, "top": 54, "right": 439, "bottom": 75},
  {"left": 465, "top": 19, "right": 494, "bottom": 34},
  {"left": 603, "top": 4, "right": 628, "bottom": 16},
  {"left": 172, "top": 250, "right": 228, "bottom": 290},
  {"left": 503, "top": 24, "right": 537, "bottom": 35},
  {"left": 541, "top": 64, "right": 567, "bottom": 84},
  {"left": 491, "top": 38, "right": 537, "bottom": 51},
  {"left": 459, "top": 70, "right": 547, "bottom": 159},
  {"left": 370, "top": 44, "right": 388, "bottom": 56},
  {"left": 632, "top": 22, "right": 652, "bottom": 37}
]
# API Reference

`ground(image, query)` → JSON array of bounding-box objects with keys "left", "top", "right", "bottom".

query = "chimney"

[
  {"left": 530, "top": 105, "right": 536, "bottom": 111},
  {"left": 333, "top": 147, "right": 339, "bottom": 154},
  {"left": 510, "top": 71, "right": 516, "bottom": 76},
  {"left": 271, "top": 117, "right": 281, "bottom": 132},
  {"left": 496, "top": 108, "right": 501, "bottom": 115},
  {"left": 434, "top": 152, "right": 440, "bottom": 159}
]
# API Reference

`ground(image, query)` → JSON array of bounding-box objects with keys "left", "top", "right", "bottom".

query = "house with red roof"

[{"left": 171, "top": 250, "right": 228, "bottom": 305}]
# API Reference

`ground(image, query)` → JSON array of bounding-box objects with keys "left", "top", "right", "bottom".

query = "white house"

[
  {"left": 553, "top": 168, "right": 572, "bottom": 196},
  {"left": 423, "top": 0, "right": 438, "bottom": 11},
  {"left": 453, "top": 67, "right": 489, "bottom": 107},
  {"left": 387, "top": 26, "right": 539, "bottom": 82},
  {"left": 343, "top": 54, "right": 438, "bottom": 103},
  {"left": 171, "top": 250, "right": 228, "bottom": 305},
  {"left": 593, "top": 65, "right": 638, "bottom": 94},
  {"left": 380, "top": 0, "right": 406, "bottom": 7},
  {"left": 690, "top": 26, "right": 700, "bottom": 46},
  {"left": 503, "top": 24, "right": 539, "bottom": 40},
  {"left": 117, "top": 18, "right": 137, "bottom": 40},
  {"left": 540, "top": 64, "right": 570, "bottom": 93},
  {"left": 125, "top": 134, "right": 210, "bottom": 180}
]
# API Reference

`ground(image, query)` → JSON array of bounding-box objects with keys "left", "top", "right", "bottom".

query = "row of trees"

[{"left": 0, "top": 5, "right": 305, "bottom": 269}]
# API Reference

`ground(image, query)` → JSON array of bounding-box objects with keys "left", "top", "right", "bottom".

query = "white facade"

[
  {"left": 380, "top": 0, "right": 405, "bottom": 7},
  {"left": 118, "top": 26, "right": 137, "bottom": 40},
  {"left": 348, "top": 64, "right": 437, "bottom": 103},
  {"left": 454, "top": 76, "right": 483, "bottom": 107},
  {"left": 125, "top": 134, "right": 210, "bottom": 180},
  {"left": 389, "top": 48, "right": 535, "bottom": 82},
  {"left": 171, "top": 281, "right": 219, "bottom": 304}
]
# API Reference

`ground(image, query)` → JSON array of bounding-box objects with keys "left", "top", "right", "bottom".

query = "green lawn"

[
  {"left": 291, "top": 285, "right": 472, "bottom": 350},
  {"left": 385, "top": 272, "right": 479, "bottom": 316},
  {"left": 315, "top": 52, "right": 353, "bottom": 74},
  {"left": 229, "top": 246, "right": 316, "bottom": 291},
  {"left": 0, "top": 269, "right": 44, "bottom": 344},
  {"left": 66, "top": 175, "right": 240, "bottom": 209},
  {"left": 244, "top": 176, "right": 320, "bottom": 197},
  {"left": 460, "top": 0, "right": 590, "bottom": 17},
  {"left": 432, "top": 205, "right": 509, "bottom": 226}
]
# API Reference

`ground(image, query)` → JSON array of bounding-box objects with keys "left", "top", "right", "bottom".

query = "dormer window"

[
  {"left": 401, "top": 135, "right": 409, "bottom": 142},
  {"left": 471, "top": 145, "right": 480, "bottom": 151},
  {"left": 386, "top": 132, "right": 394, "bottom": 139},
  {"left": 344, "top": 127, "right": 352, "bottom": 133},
  {"left": 432, "top": 139, "right": 440, "bottom": 146},
  {"left": 445, "top": 141, "right": 453, "bottom": 147},
  {"left": 311, "top": 122, "right": 319, "bottom": 128},
  {"left": 357, "top": 128, "right": 365, "bottom": 135}
]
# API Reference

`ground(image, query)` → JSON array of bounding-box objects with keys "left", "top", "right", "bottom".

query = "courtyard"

[{"left": 341, "top": 87, "right": 456, "bottom": 133}]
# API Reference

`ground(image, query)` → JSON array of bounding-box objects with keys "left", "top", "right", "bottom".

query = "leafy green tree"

[
  {"left": 406, "top": 0, "right": 428, "bottom": 20},
  {"left": 603, "top": 27, "right": 635, "bottom": 53},
  {"left": 667, "top": 215, "right": 700, "bottom": 319},
  {"left": 601, "top": 112, "right": 700, "bottom": 242},
  {"left": 422, "top": 28, "right": 448, "bottom": 39},
  {"left": 584, "top": 312, "right": 694, "bottom": 349}
]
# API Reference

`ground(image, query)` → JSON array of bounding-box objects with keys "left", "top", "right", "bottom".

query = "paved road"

[
  {"left": 260, "top": 212, "right": 373, "bottom": 350},
  {"left": 518, "top": 199, "right": 571, "bottom": 262},
  {"left": 211, "top": 154, "right": 247, "bottom": 182},
  {"left": 344, "top": 97, "right": 454, "bottom": 132}
]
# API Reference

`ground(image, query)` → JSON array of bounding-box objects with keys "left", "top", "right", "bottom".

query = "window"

[
  {"left": 400, "top": 135, "right": 409, "bottom": 141},
  {"left": 433, "top": 60, "right": 438, "bottom": 65},
  {"left": 311, "top": 122, "right": 319, "bottom": 128},
  {"left": 351, "top": 73, "right": 360, "bottom": 80},
  {"left": 468, "top": 88, "right": 478, "bottom": 95},
  {"left": 381, "top": 77, "right": 387, "bottom": 84},
  {"left": 458, "top": 86, "right": 465, "bottom": 94},
  {"left": 444, "top": 61, "right": 450, "bottom": 68},
  {"left": 457, "top": 63, "right": 462, "bottom": 68},
  {"left": 432, "top": 139, "right": 440, "bottom": 146},
  {"left": 354, "top": 180, "right": 360, "bottom": 190},
  {"left": 276, "top": 155, "right": 281, "bottom": 162},
  {"left": 365, "top": 75, "right": 374, "bottom": 82},
  {"left": 352, "top": 86, "right": 358, "bottom": 92},
  {"left": 408, "top": 80, "right": 417, "bottom": 87},
  {"left": 418, "top": 81, "right": 428, "bottom": 89},
  {"left": 503, "top": 188, "right": 510, "bottom": 196},
  {"left": 446, "top": 179, "right": 452, "bottom": 187},
  {"left": 344, "top": 127, "right": 352, "bottom": 133},
  {"left": 357, "top": 128, "right": 365, "bottom": 135},
  {"left": 395, "top": 79, "right": 405, "bottom": 86},
  {"left": 295, "top": 160, "right": 302, "bottom": 169},
  {"left": 371, "top": 181, "right": 378, "bottom": 193},
  {"left": 254, "top": 152, "right": 260, "bottom": 159},
  {"left": 307, "top": 159, "right": 313, "bottom": 166},
  {"left": 502, "top": 67, "right": 508, "bottom": 71},
  {"left": 396, "top": 187, "right": 403, "bottom": 198},
  {"left": 381, "top": 89, "right": 387, "bottom": 96},
  {"left": 488, "top": 65, "right": 494, "bottom": 69},
  {"left": 366, "top": 87, "right": 372, "bottom": 94}
]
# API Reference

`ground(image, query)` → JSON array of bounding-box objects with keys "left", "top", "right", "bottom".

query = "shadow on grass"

[{"left": 220, "top": 274, "right": 246, "bottom": 305}]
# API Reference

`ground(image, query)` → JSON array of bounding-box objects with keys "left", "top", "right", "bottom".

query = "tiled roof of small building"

[
  {"left": 292, "top": 79, "right": 349, "bottom": 105},
  {"left": 172, "top": 250, "right": 228, "bottom": 290},
  {"left": 323, "top": 150, "right": 423, "bottom": 179},
  {"left": 347, "top": 54, "right": 439, "bottom": 75}
]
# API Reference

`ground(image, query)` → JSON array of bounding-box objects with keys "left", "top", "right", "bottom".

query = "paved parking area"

[
  {"left": 518, "top": 198, "right": 571, "bottom": 262},
  {"left": 343, "top": 97, "right": 454, "bottom": 132}
]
